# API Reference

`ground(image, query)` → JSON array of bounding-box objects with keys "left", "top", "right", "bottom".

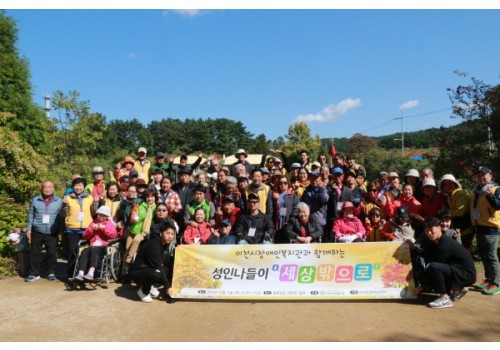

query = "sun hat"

[
  {"left": 235, "top": 149, "right": 248, "bottom": 158},
  {"left": 421, "top": 178, "right": 437, "bottom": 188},
  {"left": 438, "top": 174, "right": 462, "bottom": 191},
  {"left": 91, "top": 166, "right": 104, "bottom": 174},
  {"left": 405, "top": 169, "right": 419, "bottom": 178}
]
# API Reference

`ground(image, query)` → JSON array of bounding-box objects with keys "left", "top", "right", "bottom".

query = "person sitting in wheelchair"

[
  {"left": 332, "top": 201, "right": 366, "bottom": 243},
  {"left": 74, "top": 206, "right": 118, "bottom": 281}
]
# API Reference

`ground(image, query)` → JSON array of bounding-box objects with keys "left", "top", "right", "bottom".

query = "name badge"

[
  {"left": 194, "top": 237, "right": 200, "bottom": 244},
  {"left": 77, "top": 212, "right": 84, "bottom": 223},
  {"left": 248, "top": 228, "right": 256, "bottom": 237},
  {"left": 337, "top": 202, "right": 344, "bottom": 212},
  {"left": 280, "top": 207, "right": 287, "bottom": 217},
  {"left": 42, "top": 215, "right": 50, "bottom": 224},
  {"left": 474, "top": 208, "right": 481, "bottom": 220}
]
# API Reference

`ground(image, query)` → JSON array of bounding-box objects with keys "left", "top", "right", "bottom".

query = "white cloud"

[
  {"left": 399, "top": 100, "right": 419, "bottom": 110},
  {"left": 163, "top": 10, "right": 211, "bottom": 17},
  {"left": 127, "top": 52, "right": 142, "bottom": 59},
  {"left": 293, "top": 98, "right": 362, "bottom": 123}
]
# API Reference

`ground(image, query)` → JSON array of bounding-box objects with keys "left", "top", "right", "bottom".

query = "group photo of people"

[{"left": 22, "top": 145, "right": 500, "bottom": 309}]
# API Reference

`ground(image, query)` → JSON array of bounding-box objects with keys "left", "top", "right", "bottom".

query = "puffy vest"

[
  {"left": 187, "top": 199, "right": 211, "bottom": 222},
  {"left": 471, "top": 185, "right": 500, "bottom": 229},
  {"left": 64, "top": 194, "right": 93, "bottom": 230}
]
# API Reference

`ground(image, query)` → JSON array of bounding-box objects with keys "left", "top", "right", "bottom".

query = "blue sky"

[{"left": 6, "top": 9, "right": 500, "bottom": 141}]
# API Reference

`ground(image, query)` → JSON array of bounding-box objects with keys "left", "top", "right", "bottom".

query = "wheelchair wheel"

[{"left": 110, "top": 245, "right": 123, "bottom": 281}]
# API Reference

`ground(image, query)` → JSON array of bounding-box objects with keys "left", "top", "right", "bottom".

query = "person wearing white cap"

[
  {"left": 134, "top": 147, "right": 151, "bottom": 182},
  {"left": 85, "top": 166, "right": 114, "bottom": 202},
  {"left": 421, "top": 177, "right": 447, "bottom": 219},
  {"left": 439, "top": 174, "right": 473, "bottom": 250},
  {"left": 73, "top": 206, "right": 118, "bottom": 281},
  {"left": 231, "top": 149, "right": 253, "bottom": 177}
]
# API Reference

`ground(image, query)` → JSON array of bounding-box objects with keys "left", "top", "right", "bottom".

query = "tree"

[
  {"left": 435, "top": 72, "right": 500, "bottom": 178},
  {"left": 51, "top": 90, "right": 107, "bottom": 176},
  {"left": 347, "top": 133, "right": 379, "bottom": 159},
  {"left": 281, "top": 122, "right": 322, "bottom": 161},
  {"left": 0, "top": 11, "right": 54, "bottom": 154}
]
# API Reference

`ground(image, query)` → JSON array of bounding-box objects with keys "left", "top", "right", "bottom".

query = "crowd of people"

[{"left": 23, "top": 146, "right": 500, "bottom": 308}]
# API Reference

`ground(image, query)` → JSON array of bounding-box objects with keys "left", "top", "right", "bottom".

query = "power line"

[{"left": 360, "top": 107, "right": 452, "bottom": 134}]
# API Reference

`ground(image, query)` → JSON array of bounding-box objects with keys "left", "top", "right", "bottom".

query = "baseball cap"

[{"left": 138, "top": 147, "right": 147, "bottom": 154}]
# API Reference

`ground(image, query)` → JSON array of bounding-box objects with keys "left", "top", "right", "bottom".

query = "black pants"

[
  {"left": 66, "top": 231, "right": 84, "bottom": 278},
  {"left": 77, "top": 246, "right": 106, "bottom": 273},
  {"left": 426, "top": 262, "right": 455, "bottom": 294},
  {"left": 129, "top": 268, "right": 162, "bottom": 294},
  {"left": 29, "top": 231, "right": 58, "bottom": 277}
]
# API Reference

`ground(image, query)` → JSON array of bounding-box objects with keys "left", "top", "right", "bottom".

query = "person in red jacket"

[
  {"left": 183, "top": 207, "right": 214, "bottom": 244},
  {"left": 332, "top": 201, "right": 366, "bottom": 243}
]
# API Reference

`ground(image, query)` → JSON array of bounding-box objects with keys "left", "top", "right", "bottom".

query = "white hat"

[
  {"left": 138, "top": 147, "right": 147, "bottom": 154},
  {"left": 438, "top": 174, "right": 462, "bottom": 191},
  {"left": 312, "top": 161, "right": 321, "bottom": 168},
  {"left": 92, "top": 166, "right": 104, "bottom": 174},
  {"left": 235, "top": 149, "right": 248, "bottom": 158},
  {"left": 405, "top": 169, "right": 419, "bottom": 178},
  {"left": 96, "top": 206, "right": 111, "bottom": 217},
  {"left": 421, "top": 178, "right": 436, "bottom": 188}
]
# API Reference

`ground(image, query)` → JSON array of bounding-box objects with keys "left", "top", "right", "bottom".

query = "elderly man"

[
  {"left": 134, "top": 147, "right": 151, "bottom": 181},
  {"left": 231, "top": 149, "right": 253, "bottom": 176},
  {"left": 470, "top": 166, "right": 500, "bottom": 295},
  {"left": 25, "top": 180, "right": 63, "bottom": 282}
]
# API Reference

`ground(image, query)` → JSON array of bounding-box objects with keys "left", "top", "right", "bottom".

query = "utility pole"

[
  {"left": 393, "top": 111, "right": 405, "bottom": 156},
  {"left": 43, "top": 95, "right": 51, "bottom": 119}
]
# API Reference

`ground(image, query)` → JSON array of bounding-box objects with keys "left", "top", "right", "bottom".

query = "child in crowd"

[
  {"left": 74, "top": 206, "right": 117, "bottom": 281},
  {"left": 382, "top": 205, "right": 416, "bottom": 243}
]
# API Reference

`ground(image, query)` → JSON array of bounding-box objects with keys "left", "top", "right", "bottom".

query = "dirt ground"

[{"left": 1, "top": 260, "right": 499, "bottom": 343}]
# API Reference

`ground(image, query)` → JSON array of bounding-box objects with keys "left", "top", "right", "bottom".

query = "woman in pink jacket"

[
  {"left": 74, "top": 206, "right": 118, "bottom": 281},
  {"left": 183, "top": 207, "right": 215, "bottom": 244},
  {"left": 332, "top": 201, "right": 366, "bottom": 243}
]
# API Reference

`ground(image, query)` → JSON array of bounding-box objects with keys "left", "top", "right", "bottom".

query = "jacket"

[
  {"left": 286, "top": 216, "right": 323, "bottom": 243},
  {"left": 82, "top": 219, "right": 118, "bottom": 247},
  {"left": 301, "top": 185, "right": 329, "bottom": 226},
  {"left": 272, "top": 189, "right": 299, "bottom": 230},
  {"left": 332, "top": 216, "right": 366, "bottom": 240},
  {"left": 130, "top": 202, "right": 157, "bottom": 235},
  {"left": 470, "top": 183, "right": 500, "bottom": 234},
  {"left": 26, "top": 194, "right": 63, "bottom": 235},
  {"left": 183, "top": 222, "right": 214, "bottom": 244},
  {"left": 233, "top": 211, "right": 275, "bottom": 244}
]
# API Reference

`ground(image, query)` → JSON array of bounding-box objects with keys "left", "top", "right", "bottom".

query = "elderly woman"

[
  {"left": 286, "top": 202, "right": 323, "bottom": 244},
  {"left": 439, "top": 174, "right": 473, "bottom": 250},
  {"left": 332, "top": 201, "right": 366, "bottom": 243},
  {"left": 195, "top": 171, "right": 213, "bottom": 202}
]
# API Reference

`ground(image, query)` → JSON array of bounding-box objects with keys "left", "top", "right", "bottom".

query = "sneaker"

[
  {"left": 83, "top": 274, "right": 94, "bottom": 281},
  {"left": 428, "top": 296, "right": 453, "bottom": 309},
  {"left": 150, "top": 286, "right": 160, "bottom": 298},
  {"left": 47, "top": 274, "right": 56, "bottom": 281},
  {"left": 137, "top": 288, "right": 152, "bottom": 303},
  {"left": 450, "top": 287, "right": 469, "bottom": 302},
  {"left": 25, "top": 275, "right": 40, "bottom": 282},
  {"left": 74, "top": 274, "right": 84, "bottom": 281},
  {"left": 473, "top": 279, "right": 489, "bottom": 290},
  {"left": 482, "top": 283, "right": 500, "bottom": 295}
]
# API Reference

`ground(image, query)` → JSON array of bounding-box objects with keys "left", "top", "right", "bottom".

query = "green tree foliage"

[
  {"left": 105, "top": 118, "right": 152, "bottom": 154},
  {"left": 0, "top": 113, "right": 49, "bottom": 203},
  {"left": 363, "top": 148, "right": 425, "bottom": 182},
  {"left": 0, "top": 11, "right": 54, "bottom": 154},
  {"left": 281, "top": 122, "right": 322, "bottom": 162},
  {"left": 51, "top": 90, "right": 107, "bottom": 176}
]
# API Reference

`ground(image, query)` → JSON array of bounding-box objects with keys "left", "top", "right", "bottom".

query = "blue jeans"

[{"left": 476, "top": 233, "right": 500, "bottom": 286}]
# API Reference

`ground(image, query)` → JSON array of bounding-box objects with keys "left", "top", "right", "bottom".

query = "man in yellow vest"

[
  {"left": 471, "top": 166, "right": 500, "bottom": 295},
  {"left": 134, "top": 147, "right": 151, "bottom": 181},
  {"left": 243, "top": 168, "right": 273, "bottom": 218}
]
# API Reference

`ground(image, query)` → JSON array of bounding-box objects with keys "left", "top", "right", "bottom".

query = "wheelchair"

[{"left": 65, "top": 238, "right": 123, "bottom": 290}]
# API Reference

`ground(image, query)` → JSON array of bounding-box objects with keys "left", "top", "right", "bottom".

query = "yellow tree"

[{"left": 281, "top": 122, "right": 322, "bottom": 162}]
